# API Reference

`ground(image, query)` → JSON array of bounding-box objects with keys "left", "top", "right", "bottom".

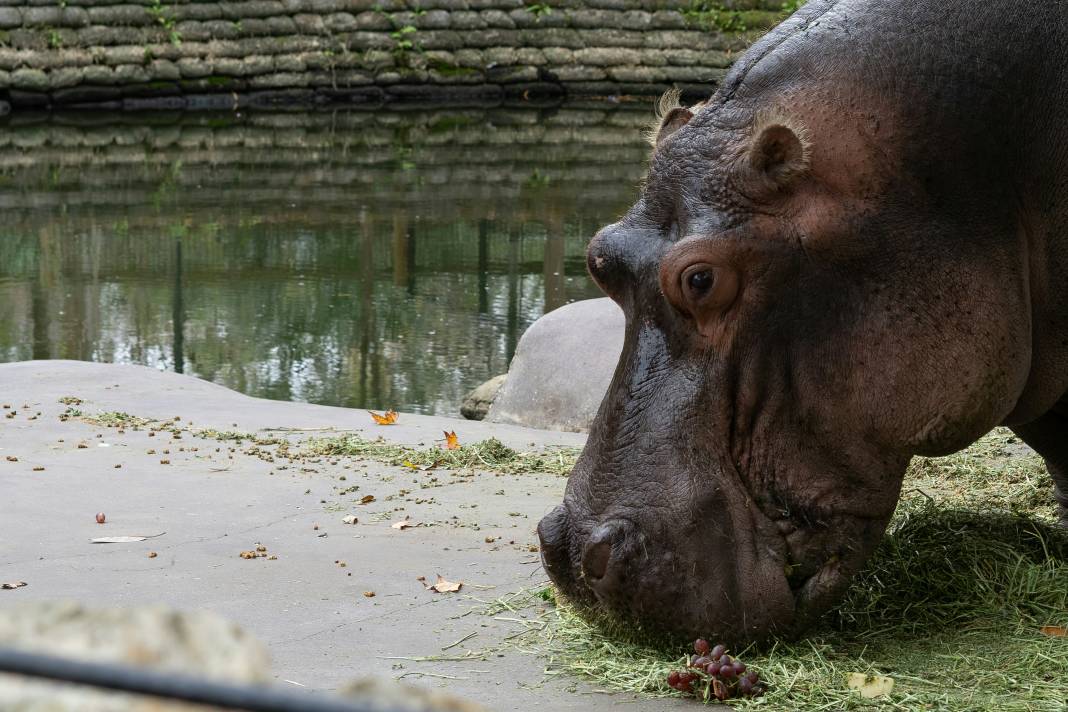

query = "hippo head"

[{"left": 537, "top": 91, "right": 1030, "bottom": 642}]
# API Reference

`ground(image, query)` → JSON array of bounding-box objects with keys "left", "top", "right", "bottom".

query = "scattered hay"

[
  {"left": 79, "top": 410, "right": 579, "bottom": 476},
  {"left": 301, "top": 434, "right": 577, "bottom": 476}
]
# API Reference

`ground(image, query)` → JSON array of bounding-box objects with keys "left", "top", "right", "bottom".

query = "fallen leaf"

[
  {"left": 391, "top": 519, "right": 417, "bottom": 530},
  {"left": 846, "top": 673, "right": 894, "bottom": 699},
  {"left": 402, "top": 460, "right": 418, "bottom": 469},
  {"left": 363, "top": 591, "right": 376, "bottom": 598},
  {"left": 342, "top": 515, "right": 358, "bottom": 525},
  {"left": 368, "top": 409, "right": 398, "bottom": 425},
  {"left": 1, "top": 581, "right": 27, "bottom": 590},
  {"left": 443, "top": 431, "right": 459, "bottom": 450},
  {"left": 359, "top": 495, "right": 375, "bottom": 505},
  {"left": 147, "top": 552, "right": 157, "bottom": 558},
  {"left": 1040, "top": 625, "right": 1067, "bottom": 637},
  {"left": 5, "top": 456, "right": 17, "bottom": 462},
  {"left": 429, "top": 574, "right": 462, "bottom": 593}
]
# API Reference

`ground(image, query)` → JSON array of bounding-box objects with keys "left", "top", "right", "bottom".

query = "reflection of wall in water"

[{"left": 0, "top": 109, "right": 648, "bottom": 413}]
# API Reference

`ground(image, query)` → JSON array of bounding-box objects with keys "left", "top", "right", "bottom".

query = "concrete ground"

[{"left": 0, "top": 360, "right": 682, "bottom": 711}]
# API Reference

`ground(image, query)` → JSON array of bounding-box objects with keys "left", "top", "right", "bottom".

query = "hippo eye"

[
  {"left": 660, "top": 243, "right": 741, "bottom": 338},
  {"left": 682, "top": 264, "right": 717, "bottom": 301},
  {"left": 687, "top": 270, "right": 714, "bottom": 294}
]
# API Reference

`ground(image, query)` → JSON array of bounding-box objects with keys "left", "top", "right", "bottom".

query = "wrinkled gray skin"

[{"left": 538, "top": 0, "right": 1068, "bottom": 643}]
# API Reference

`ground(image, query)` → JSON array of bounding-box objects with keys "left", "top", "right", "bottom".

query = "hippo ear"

[
  {"left": 746, "top": 114, "right": 811, "bottom": 190},
  {"left": 648, "top": 88, "right": 694, "bottom": 147},
  {"left": 655, "top": 108, "right": 694, "bottom": 146}
]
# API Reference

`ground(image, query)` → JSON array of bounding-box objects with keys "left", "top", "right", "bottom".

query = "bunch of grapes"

[{"left": 666, "top": 639, "right": 766, "bottom": 701}]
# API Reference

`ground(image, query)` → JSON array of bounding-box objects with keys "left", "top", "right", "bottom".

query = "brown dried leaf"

[
  {"left": 363, "top": 591, "right": 376, "bottom": 598},
  {"left": 359, "top": 495, "right": 375, "bottom": 505},
  {"left": 1040, "top": 625, "right": 1067, "bottom": 637},
  {"left": 429, "top": 575, "right": 462, "bottom": 593}
]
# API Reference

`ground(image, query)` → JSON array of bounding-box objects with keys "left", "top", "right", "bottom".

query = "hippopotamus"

[{"left": 537, "top": 0, "right": 1068, "bottom": 643}]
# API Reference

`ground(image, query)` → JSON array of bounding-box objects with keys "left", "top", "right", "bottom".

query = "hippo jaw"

[{"left": 538, "top": 392, "right": 901, "bottom": 643}]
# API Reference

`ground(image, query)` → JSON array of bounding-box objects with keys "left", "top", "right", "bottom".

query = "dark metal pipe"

[{"left": 0, "top": 647, "right": 405, "bottom": 712}]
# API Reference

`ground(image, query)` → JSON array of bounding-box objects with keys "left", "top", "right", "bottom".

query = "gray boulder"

[
  {"left": 0, "top": 601, "right": 269, "bottom": 712},
  {"left": 460, "top": 373, "right": 507, "bottom": 421},
  {"left": 487, "top": 297, "right": 624, "bottom": 433},
  {"left": 0, "top": 602, "right": 486, "bottom": 712}
]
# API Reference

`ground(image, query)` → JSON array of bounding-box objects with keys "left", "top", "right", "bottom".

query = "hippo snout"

[{"left": 538, "top": 509, "right": 644, "bottom": 603}]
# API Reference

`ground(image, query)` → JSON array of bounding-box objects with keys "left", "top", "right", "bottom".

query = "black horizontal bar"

[{"left": 0, "top": 646, "right": 412, "bottom": 712}]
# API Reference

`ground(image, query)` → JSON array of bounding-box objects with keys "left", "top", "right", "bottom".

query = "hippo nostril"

[
  {"left": 581, "top": 521, "right": 630, "bottom": 581},
  {"left": 582, "top": 540, "right": 612, "bottom": 580}
]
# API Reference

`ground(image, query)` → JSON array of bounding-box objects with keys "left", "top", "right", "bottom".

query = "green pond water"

[{"left": 0, "top": 106, "right": 651, "bottom": 415}]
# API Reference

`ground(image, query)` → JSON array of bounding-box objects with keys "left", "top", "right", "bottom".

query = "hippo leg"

[{"left": 1010, "top": 396, "right": 1068, "bottom": 527}]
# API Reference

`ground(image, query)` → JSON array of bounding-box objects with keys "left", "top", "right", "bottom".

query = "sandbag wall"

[{"left": 0, "top": 0, "right": 788, "bottom": 110}]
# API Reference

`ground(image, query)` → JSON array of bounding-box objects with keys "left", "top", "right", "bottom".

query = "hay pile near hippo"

[{"left": 539, "top": 0, "right": 1068, "bottom": 644}]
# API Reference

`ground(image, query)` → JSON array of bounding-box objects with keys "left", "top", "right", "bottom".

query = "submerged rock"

[
  {"left": 487, "top": 297, "right": 624, "bottom": 433},
  {"left": 460, "top": 373, "right": 507, "bottom": 421}
]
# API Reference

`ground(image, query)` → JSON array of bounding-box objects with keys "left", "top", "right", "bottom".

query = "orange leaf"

[
  {"left": 443, "top": 431, "right": 459, "bottom": 450},
  {"left": 1040, "top": 625, "right": 1067, "bottom": 637},
  {"left": 369, "top": 409, "right": 398, "bottom": 425}
]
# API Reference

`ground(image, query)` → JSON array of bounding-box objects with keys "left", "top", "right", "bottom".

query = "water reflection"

[{"left": 0, "top": 107, "right": 651, "bottom": 415}]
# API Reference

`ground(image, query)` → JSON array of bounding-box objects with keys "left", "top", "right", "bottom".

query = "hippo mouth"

[
  {"left": 538, "top": 473, "right": 885, "bottom": 642},
  {"left": 538, "top": 492, "right": 810, "bottom": 642}
]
